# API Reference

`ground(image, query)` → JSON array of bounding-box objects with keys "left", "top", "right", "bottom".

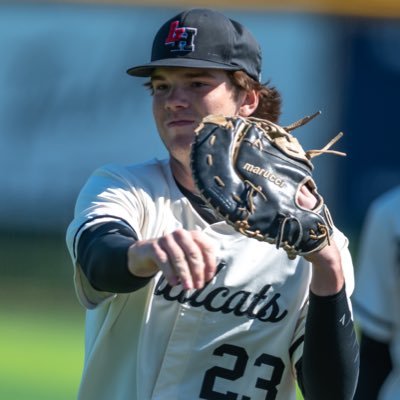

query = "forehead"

[{"left": 151, "top": 67, "right": 230, "bottom": 80}]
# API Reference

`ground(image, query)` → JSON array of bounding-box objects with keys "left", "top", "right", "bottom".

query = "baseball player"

[
  {"left": 353, "top": 185, "right": 400, "bottom": 400},
  {"left": 66, "top": 8, "right": 359, "bottom": 400}
]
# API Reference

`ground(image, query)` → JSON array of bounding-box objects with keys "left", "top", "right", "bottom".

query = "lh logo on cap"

[{"left": 165, "top": 21, "right": 197, "bottom": 52}]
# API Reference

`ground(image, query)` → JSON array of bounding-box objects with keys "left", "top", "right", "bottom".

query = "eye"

[
  {"left": 190, "top": 81, "right": 207, "bottom": 88},
  {"left": 152, "top": 82, "right": 169, "bottom": 93}
]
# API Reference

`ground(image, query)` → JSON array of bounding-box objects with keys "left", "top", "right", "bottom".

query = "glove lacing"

[{"left": 283, "top": 111, "right": 347, "bottom": 160}]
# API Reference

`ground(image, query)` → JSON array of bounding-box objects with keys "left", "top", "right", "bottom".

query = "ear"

[{"left": 238, "top": 90, "right": 259, "bottom": 117}]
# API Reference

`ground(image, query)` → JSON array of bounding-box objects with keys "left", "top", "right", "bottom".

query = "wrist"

[
  {"left": 307, "top": 243, "right": 345, "bottom": 296},
  {"left": 127, "top": 242, "right": 159, "bottom": 278}
]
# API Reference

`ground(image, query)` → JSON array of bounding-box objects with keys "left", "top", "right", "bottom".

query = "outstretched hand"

[{"left": 127, "top": 229, "right": 217, "bottom": 290}]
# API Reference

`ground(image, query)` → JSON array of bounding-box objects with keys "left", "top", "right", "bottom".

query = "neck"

[{"left": 169, "top": 157, "right": 198, "bottom": 193}]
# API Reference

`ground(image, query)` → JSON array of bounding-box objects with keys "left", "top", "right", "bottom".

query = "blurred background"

[{"left": 1, "top": 0, "right": 399, "bottom": 398}]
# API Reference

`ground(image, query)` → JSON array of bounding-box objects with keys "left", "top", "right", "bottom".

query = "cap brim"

[{"left": 127, "top": 58, "right": 241, "bottom": 77}]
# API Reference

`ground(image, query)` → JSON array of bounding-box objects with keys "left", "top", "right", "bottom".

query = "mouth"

[{"left": 166, "top": 119, "right": 196, "bottom": 128}]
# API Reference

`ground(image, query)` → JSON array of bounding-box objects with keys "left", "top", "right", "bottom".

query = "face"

[{"left": 150, "top": 67, "right": 247, "bottom": 167}]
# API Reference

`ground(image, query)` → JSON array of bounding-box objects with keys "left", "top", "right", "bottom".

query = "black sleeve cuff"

[
  {"left": 300, "top": 284, "right": 360, "bottom": 400},
  {"left": 78, "top": 221, "right": 154, "bottom": 293}
]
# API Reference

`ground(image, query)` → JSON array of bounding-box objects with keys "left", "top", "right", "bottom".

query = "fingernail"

[
  {"left": 205, "top": 272, "right": 215, "bottom": 283},
  {"left": 194, "top": 279, "right": 204, "bottom": 289},
  {"left": 183, "top": 280, "right": 193, "bottom": 290},
  {"left": 169, "top": 276, "right": 179, "bottom": 286}
]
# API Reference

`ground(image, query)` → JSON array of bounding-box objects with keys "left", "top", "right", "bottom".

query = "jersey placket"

[{"left": 150, "top": 302, "right": 205, "bottom": 399}]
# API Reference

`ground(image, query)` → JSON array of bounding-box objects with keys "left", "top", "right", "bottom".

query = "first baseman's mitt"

[{"left": 190, "top": 112, "right": 346, "bottom": 259}]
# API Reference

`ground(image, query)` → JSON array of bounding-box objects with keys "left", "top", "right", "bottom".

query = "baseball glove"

[{"left": 190, "top": 112, "right": 346, "bottom": 259}]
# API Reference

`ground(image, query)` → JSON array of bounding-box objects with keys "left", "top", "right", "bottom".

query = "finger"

[
  {"left": 191, "top": 231, "right": 217, "bottom": 284},
  {"left": 151, "top": 239, "right": 181, "bottom": 286},
  {"left": 298, "top": 182, "right": 318, "bottom": 209},
  {"left": 172, "top": 229, "right": 207, "bottom": 289},
  {"left": 172, "top": 229, "right": 212, "bottom": 289},
  {"left": 167, "top": 229, "right": 216, "bottom": 289},
  {"left": 159, "top": 232, "right": 194, "bottom": 289}
]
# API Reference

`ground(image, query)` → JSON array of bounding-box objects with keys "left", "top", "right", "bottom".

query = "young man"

[
  {"left": 66, "top": 8, "right": 359, "bottom": 400},
  {"left": 353, "top": 185, "right": 400, "bottom": 400}
]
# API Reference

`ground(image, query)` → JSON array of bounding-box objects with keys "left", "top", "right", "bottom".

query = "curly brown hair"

[
  {"left": 227, "top": 71, "right": 282, "bottom": 123},
  {"left": 144, "top": 69, "right": 282, "bottom": 123}
]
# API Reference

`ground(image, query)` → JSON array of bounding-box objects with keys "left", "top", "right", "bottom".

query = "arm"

[
  {"left": 77, "top": 221, "right": 153, "bottom": 292},
  {"left": 77, "top": 222, "right": 218, "bottom": 293},
  {"left": 296, "top": 187, "right": 360, "bottom": 399},
  {"left": 352, "top": 190, "right": 399, "bottom": 399},
  {"left": 353, "top": 332, "right": 392, "bottom": 400},
  {"left": 299, "top": 279, "right": 360, "bottom": 400},
  {"left": 127, "top": 228, "right": 217, "bottom": 290}
]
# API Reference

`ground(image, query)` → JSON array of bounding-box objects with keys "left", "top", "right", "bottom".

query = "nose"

[{"left": 164, "top": 86, "right": 189, "bottom": 111}]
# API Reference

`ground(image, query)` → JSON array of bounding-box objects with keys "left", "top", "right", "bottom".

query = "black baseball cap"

[{"left": 127, "top": 8, "right": 262, "bottom": 82}]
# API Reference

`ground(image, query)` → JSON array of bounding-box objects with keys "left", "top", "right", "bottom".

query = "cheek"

[
  {"left": 204, "top": 92, "right": 240, "bottom": 115},
  {"left": 152, "top": 99, "right": 163, "bottom": 127},
  {"left": 152, "top": 98, "right": 160, "bottom": 116}
]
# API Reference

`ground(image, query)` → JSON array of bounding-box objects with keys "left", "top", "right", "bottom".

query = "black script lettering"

[
  {"left": 244, "top": 285, "right": 271, "bottom": 318},
  {"left": 255, "top": 293, "right": 288, "bottom": 322},
  {"left": 154, "top": 275, "right": 186, "bottom": 302},
  {"left": 153, "top": 263, "right": 288, "bottom": 324},
  {"left": 221, "top": 290, "right": 252, "bottom": 317},
  {"left": 153, "top": 261, "right": 227, "bottom": 303},
  {"left": 197, "top": 287, "right": 231, "bottom": 311}
]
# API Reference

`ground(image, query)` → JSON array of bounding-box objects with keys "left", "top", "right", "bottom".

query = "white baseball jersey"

[
  {"left": 66, "top": 158, "right": 354, "bottom": 400},
  {"left": 353, "top": 186, "right": 400, "bottom": 400}
]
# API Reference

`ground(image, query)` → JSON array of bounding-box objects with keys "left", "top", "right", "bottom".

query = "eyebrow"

[{"left": 151, "top": 70, "right": 217, "bottom": 81}]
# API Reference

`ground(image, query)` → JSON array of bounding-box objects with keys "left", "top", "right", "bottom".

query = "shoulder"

[
  {"left": 369, "top": 186, "right": 400, "bottom": 215},
  {"left": 362, "top": 186, "right": 400, "bottom": 235},
  {"left": 96, "top": 158, "right": 170, "bottom": 181},
  {"left": 72, "top": 157, "right": 179, "bottom": 219},
  {"left": 84, "top": 158, "right": 174, "bottom": 192}
]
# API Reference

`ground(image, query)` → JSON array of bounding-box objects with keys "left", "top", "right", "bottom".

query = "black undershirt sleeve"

[
  {"left": 75, "top": 181, "right": 216, "bottom": 294},
  {"left": 296, "top": 286, "right": 360, "bottom": 400},
  {"left": 353, "top": 332, "right": 392, "bottom": 400},
  {"left": 77, "top": 221, "right": 154, "bottom": 292}
]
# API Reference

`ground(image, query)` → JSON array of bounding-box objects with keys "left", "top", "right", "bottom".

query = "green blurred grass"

[
  {"left": 0, "top": 231, "right": 305, "bottom": 399},
  {"left": 0, "top": 307, "right": 84, "bottom": 400},
  {"left": 0, "top": 231, "right": 84, "bottom": 400}
]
